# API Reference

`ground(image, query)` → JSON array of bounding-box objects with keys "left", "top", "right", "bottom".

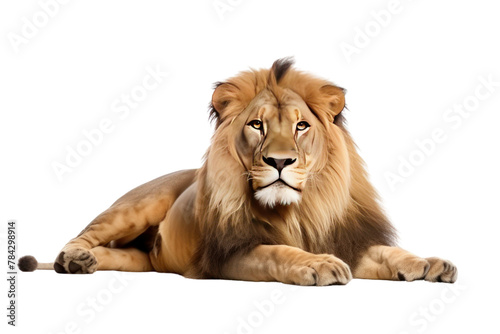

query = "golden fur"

[
  {"left": 18, "top": 58, "right": 457, "bottom": 285},
  {"left": 191, "top": 58, "right": 395, "bottom": 278}
]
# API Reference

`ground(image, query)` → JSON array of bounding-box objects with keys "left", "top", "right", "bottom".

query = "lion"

[{"left": 19, "top": 58, "right": 457, "bottom": 285}]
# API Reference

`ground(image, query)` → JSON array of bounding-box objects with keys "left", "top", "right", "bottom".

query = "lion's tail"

[{"left": 18, "top": 255, "right": 53, "bottom": 272}]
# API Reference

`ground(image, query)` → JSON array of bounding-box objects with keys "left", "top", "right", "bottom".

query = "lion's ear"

[
  {"left": 319, "top": 85, "right": 346, "bottom": 117},
  {"left": 211, "top": 82, "right": 240, "bottom": 125}
]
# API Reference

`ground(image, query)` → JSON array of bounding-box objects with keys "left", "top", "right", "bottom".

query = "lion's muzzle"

[{"left": 262, "top": 157, "right": 297, "bottom": 174}]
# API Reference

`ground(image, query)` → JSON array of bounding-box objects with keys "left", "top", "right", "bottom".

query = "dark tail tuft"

[{"left": 18, "top": 255, "right": 38, "bottom": 272}]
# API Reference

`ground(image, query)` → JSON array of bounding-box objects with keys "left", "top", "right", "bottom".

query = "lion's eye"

[
  {"left": 248, "top": 120, "right": 263, "bottom": 130},
  {"left": 296, "top": 121, "right": 310, "bottom": 131}
]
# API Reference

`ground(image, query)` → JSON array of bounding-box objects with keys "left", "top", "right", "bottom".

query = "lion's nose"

[{"left": 263, "top": 157, "right": 296, "bottom": 174}]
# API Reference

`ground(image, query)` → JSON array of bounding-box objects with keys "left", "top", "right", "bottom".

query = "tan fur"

[
  {"left": 222, "top": 245, "right": 352, "bottom": 285},
  {"left": 20, "top": 59, "right": 457, "bottom": 285},
  {"left": 354, "top": 246, "right": 457, "bottom": 283}
]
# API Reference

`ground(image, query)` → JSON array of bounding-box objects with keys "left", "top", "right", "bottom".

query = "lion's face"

[
  {"left": 209, "top": 59, "right": 346, "bottom": 210},
  {"left": 236, "top": 88, "right": 325, "bottom": 207}
]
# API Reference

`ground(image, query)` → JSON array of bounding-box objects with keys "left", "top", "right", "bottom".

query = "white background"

[{"left": 1, "top": 0, "right": 499, "bottom": 333}]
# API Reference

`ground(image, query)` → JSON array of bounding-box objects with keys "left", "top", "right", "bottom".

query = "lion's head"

[{"left": 205, "top": 58, "right": 350, "bottom": 210}]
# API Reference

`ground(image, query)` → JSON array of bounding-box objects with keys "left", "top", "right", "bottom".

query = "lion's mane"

[{"left": 191, "top": 59, "right": 396, "bottom": 278}]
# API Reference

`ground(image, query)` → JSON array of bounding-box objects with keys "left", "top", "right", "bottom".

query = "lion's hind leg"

[
  {"left": 93, "top": 246, "right": 153, "bottom": 272},
  {"left": 54, "top": 247, "right": 99, "bottom": 274},
  {"left": 52, "top": 170, "right": 197, "bottom": 274},
  {"left": 53, "top": 207, "right": 151, "bottom": 274},
  {"left": 53, "top": 246, "right": 153, "bottom": 274}
]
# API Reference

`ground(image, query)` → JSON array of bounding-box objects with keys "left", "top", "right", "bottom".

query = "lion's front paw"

[
  {"left": 424, "top": 257, "right": 458, "bottom": 283},
  {"left": 54, "top": 248, "right": 97, "bottom": 274},
  {"left": 395, "top": 257, "right": 430, "bottom": 282},
  {"left": 286, "top": 254, "right": 352, "bottom": 286}
]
